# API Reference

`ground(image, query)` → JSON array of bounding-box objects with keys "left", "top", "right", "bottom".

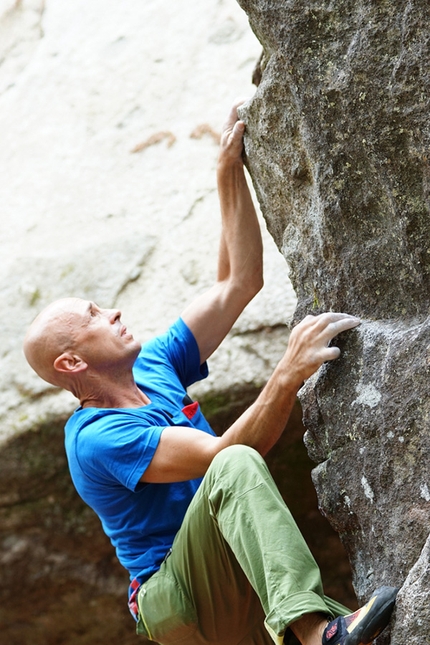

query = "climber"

[{"left": 23, "top": 100, "right": 398, "bottom": 645}]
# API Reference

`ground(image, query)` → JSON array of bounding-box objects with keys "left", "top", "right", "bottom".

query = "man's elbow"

[
  {"left": 236, "top": 271, "right": 264, "bottom": 304},
  {"left": 254, "top": 273, "right": 264, "bottom": 295},
  {"left": 247, "top": 266, "right": 264, "bottom": 297}
]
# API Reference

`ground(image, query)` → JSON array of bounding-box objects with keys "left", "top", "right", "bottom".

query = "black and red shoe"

[{"left": 322, "top": 586, "right": 398, "bottom": 645}]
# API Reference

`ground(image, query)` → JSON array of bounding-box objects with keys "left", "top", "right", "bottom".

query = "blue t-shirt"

[{"left": 64, "top": 318, "right": 215, "bottom": 583}]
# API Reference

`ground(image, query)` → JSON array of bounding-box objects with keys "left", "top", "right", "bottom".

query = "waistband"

[
  {"left": 128, "top": 578, "right": 141, "bottom": 622},
  {"left": 128, "top": 548, "right": 173, "bottom": 622}
]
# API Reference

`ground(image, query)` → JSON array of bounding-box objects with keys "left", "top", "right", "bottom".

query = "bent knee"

[
  {"left": 202, "top": 444, "right": 273, "bottom": 501},
  {"left": 210, "top": 444, "right": 266, "bottom": 475}
]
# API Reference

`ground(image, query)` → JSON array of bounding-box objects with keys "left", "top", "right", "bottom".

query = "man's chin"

[{"left": 131, "top": 340, "right": 142, "bottom": 357}]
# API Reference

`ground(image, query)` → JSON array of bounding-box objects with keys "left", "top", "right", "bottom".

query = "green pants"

[{"left": 136, "top": 445, "right": 349, "bottom": 645}]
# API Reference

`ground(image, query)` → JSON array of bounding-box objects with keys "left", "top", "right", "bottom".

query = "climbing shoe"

[{"left": 322, "top": 586, "right": 398, "bottom": 645}]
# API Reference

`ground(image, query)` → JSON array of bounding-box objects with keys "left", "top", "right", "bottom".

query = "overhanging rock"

[{"left": 236, "top": 0, "right": 430, "bottom": 641}]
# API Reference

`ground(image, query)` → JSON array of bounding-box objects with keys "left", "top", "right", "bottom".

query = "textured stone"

[
  {"left": 301, "top": 318, "right": 430, "bottom": 589},
  {"left": 390, "top": 535, "right": 430, "bottom": 644},
  {"left": 240, "top": 0, "right": 430, "bottom": 318},
  {"left": 237, "top": 0, "right": 430, "bottom": 640}
]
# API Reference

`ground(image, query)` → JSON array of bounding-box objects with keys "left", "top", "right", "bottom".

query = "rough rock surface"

[
  {"left": 390, "top": 534, "right": 430, "bottom": 643},
  {"left": 237, "top": 0, "right": 430, "bottom": 641}
]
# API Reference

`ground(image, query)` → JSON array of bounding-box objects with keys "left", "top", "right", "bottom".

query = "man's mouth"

[{"left": 119, "top": 322, "right": 135, "bottom": 340}]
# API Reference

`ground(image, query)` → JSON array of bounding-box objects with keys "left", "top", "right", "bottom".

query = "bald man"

[{"left": 24, "top": 103, "right": 397, "bottom": 645}]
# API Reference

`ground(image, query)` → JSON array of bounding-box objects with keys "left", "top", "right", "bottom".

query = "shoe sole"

[{"left": 344, "top": 586, "right": 398, "bottom": 645}]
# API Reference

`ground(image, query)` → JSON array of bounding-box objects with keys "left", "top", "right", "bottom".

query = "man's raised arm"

[{"left": 181, "top": 99, "right": 263, "bottom": 363}]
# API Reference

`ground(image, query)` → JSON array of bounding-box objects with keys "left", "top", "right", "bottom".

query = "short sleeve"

[
  {"left": 76, "top": 413, "right": 164, "bottom": 492},
  {"left": 165, "top": 318, "right": 208, "bottom": 387},
  {"left": 135, "top": 318, "right": 208, "bottom": 389}
]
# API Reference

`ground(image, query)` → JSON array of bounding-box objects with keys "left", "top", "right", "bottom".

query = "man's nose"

[{"left": 105, "top": 308, "right": 121, "bottom": 323}]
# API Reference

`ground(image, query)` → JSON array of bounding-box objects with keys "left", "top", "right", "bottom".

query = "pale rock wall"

[
  {"left": 0, "top": 0, "right": 295, "bottom": 447},
  {"left": 0, "top": 1, "right": 296, "bottom": 642}
]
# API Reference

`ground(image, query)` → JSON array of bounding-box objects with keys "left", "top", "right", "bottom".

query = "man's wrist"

[
  {"left": 217, "top": 155, "right": 244, "bottom": 174},
  {"left": 272, "top": 360, "right": 306, "bottom": 394}
]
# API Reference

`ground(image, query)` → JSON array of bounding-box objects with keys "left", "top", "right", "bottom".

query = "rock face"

[
  {"left": 237, "top": 0, "right": 430, "bottom": 641},
  {"left": 390, "top": 534, "right": 430, "bottom": 643}
]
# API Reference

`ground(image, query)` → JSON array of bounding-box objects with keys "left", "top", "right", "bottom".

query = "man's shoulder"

[
  {"left": 133, "top": 317, "right": 206, "bottom": 390},
  {"left": 65, "top": 406, "right": 146, "bottom": 441},
  {"left": 66, "top": 405, "right": 154, "bottom": 429},
  {"left": 137, "top": 318, "right": 193, "bottom": 360},
  {"left": 64, "top": 406, "right": 165, "bottom": 471}
]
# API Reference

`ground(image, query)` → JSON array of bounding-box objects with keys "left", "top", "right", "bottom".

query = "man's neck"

[{"left": 79, "top": 376, "right": 151, "bottom": 410}]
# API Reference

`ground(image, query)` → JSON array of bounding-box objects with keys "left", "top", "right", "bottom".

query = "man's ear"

[{"left": 54, "top": 352, "right": 87, "bottom": 375}]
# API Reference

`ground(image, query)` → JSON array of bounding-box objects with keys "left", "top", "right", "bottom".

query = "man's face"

[{"left": 69, "top": 299, "right": 141, "bottom": 371}]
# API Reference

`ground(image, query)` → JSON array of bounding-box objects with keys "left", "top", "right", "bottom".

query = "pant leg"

[{"left": 137, "top": 445, "right": 349, "bottom": 645}]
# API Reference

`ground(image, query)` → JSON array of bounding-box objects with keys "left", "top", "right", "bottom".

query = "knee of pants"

[
  {"left": 207, "top": 444, "right": 269, "bottom": 487},
  {"left": 212, "top": 443, "right": 262, "bottom": 466}
]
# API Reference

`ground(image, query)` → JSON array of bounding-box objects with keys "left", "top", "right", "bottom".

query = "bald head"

[
  {"left": 23, "top": 298, "right": 86, "bottom": 387},
  {"left": 24, "top": 298, "right": 141, "bottom": 403}
]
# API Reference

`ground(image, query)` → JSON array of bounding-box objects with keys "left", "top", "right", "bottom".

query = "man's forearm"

[
  {"left": 180, "top": 105, "right": 264, "bottom": 364},
  {"left": 143, "top": 358, "right": 301, "bottom": 483},
  {"left": 216, "top": 158, "right": 263, "bottom": 295},
  {"left": 217, "top": 360, "right": 300, "bottom": 456}
]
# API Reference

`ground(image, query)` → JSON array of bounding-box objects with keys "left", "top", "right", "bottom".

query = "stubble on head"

[{"left": 23, "top": 298, "right": 86, "bottom": 387}]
